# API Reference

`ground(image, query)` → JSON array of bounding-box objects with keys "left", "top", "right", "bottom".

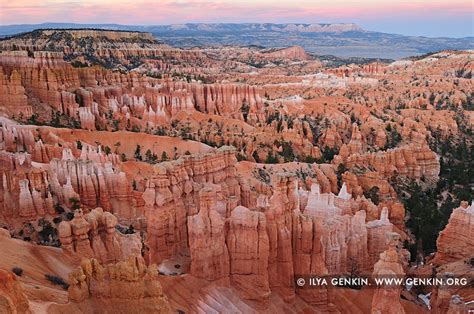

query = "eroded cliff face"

[
  {"left": 58, "top": 208, "right": 141, "bottom": 264},
  {"left": 144, "top": 147, "right": 240, "bottom": 264},
  {"left": 434, "top": 201, "right": 474, "bottom": 264},
  {"left": 187, "top": 185, "right": 231, "bottom": 281},
  {"left": 140, "top": 148, "right": 404, "bottom": 308},
  {"left": 65, "top": 256, "right": 171, "bottom": 313},
  {"left": 0, "top": 30, "right": 471, "bottom": 312},
  {"left": 0, "top": 125, "right": 137, "bottom": 223},
  {"left": 0, "top": 45, "right": 455, "bottom": 173},
  {"left": 262, "top": 46, "right": 309, "bottom": 61},
  {"left": 0, "top": 29, "right": 197, "bottom": 71},
  {"left": 370, "top": 232, "right": 409, "bottom": 314},
  {"left": 0, "top": 269, "right": 31, "bottom": 314},
  {"left": 0, "top": 50, "right": 271, "bottom": 135},
  {"left": 342, "top": 144, "right": 440, "bottom": 182}
]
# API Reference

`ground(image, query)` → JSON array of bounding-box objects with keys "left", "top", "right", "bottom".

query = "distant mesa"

[
  {"left": 1, "top": 28, "right": 158, "bottom": 44},
  {"left": 1, "top": 22, "right": 472, "bottom": 59}
]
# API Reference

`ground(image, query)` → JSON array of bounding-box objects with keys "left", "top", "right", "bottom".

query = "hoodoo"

[{"left": 0, "top": 19, "right": 472, "bottom": 314}]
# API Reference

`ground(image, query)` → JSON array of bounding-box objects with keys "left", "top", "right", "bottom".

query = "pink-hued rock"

[
  {"left": 371, "top": 232, "right": 408, "bottom": 314},
  {"left": 264, "top": 174, "right": 297, "bottom": 302},
  {"left": 0, "top": 65, "right": 31, "bottom": 118},
  {"left": 227, "top": 205, "right": 270, "bottom": 304},
  {"left": 78, "top": 107, "right": 96, "bottom": 130},
  {"left": 145, "top": 147, "right": 239, "bottom": 264},
  {"left": 0, "top": 269, "right": 31, "bottom": 314},
  {"left": 447, "top": 295, "right": 467, "bottom": 314},
  {"left": 430, "top": 273, "right": 467, "bottom": 314},
  {"left": 339, "top": 123, "right": 365, "bottom": 159},
  {"left": 367, "top": 208, "right": 394, "bottom": 267},
  {"left": 433, "top": 201, "right": 474, "bottom": 264},
  {"left": 1, "top": 31, "right": 472, "bottom": 313},
  {"left": 67, "top": 255, "right": 171, "bottom": 313},
  {"left": 187, "top": 185, "right": 230, "bottom": 280},
  {"left": 263, "top": 46, "right": 308, "bottom": 61},
  {"left": 49, "top": 156, "right": 133, "bottom": 218},
  {"left": 318, "top": 124, "right": 343, "bottom": 149},
  {"left": 345, "top": 144, "right": 440, "bottom": 181},
  {"left": 58, "top": 208, "right": 141, "bottom": 264}
]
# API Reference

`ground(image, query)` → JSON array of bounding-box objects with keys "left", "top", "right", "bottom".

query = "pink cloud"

[{"left": 0, "top": 0, "right": 472, "bottom": 25}]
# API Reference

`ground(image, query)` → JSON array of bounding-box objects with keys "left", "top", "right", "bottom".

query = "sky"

[{"left": 0, "top": 0, "right": 473, "bottom": 37}]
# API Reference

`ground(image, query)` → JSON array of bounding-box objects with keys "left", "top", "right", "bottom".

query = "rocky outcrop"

[
  {"left": 58, "top": 208, "right": 141, "bottom": 264},
  {"left": 447, "top": 295, "right": 467, "bottom": 314},
  {"left": 264, "top": 174, "right": 297, "bottom": 302},
  {"left": 1, "top": 30, "right": 472, "bottom": 313},
  {"left": 0, "top": 29, "right": 194, "bottom": 70},
  {"left": 145, "top": 147, "right": 240, "bottom": 264},
  {"left": 318, "top": 125, "right": 343, "bottom": 149},
  {"left": 78, "top": 107, "right": 96, "bottom": 130},
  {"left": 344, "top": 144, "right": 440, "bottom": 181},
  {"left": 430, "top": 273, "right": 465, "bottom": 314},
  {"left": 189, "top": 82, "right": 264, "bottom": 123},
  {"left": 433, "top": 201, "right": 474, "bottom": 264},
  {"left": 371, "top": 232, "right": 408, "bottom": 314},
  {"left": 49, "top": 156, "right": 133, "bottom": 217},
  {"left": 367, "top": 208, "right": 394, "bottom": 267},
  {"left": 226, "top": 205, "right": 270, "bottom": 304},
  {"left": 145, "top": 157, "right": 400, "bottom": 308},
  {"left": 0, "top": 269, "right": 31, "bottom": 314},
  {"left": 0, "top": 141, "right": 135, "bottom": 222},
  {"left": 67, "top": 256, "right": 171, "bottom": 313},
  {"left": 339, "top": 123, "right": 365, "bottom": 159},
  {"left": 187, "top": 185, "right": 230, "bottom": 281},
  {"left": 186, "top": 185, "right": 271, "bottom": 306},
  {"left": 299, "top": 183, "right": 393, "bottom": 273},
  {"left": 292, "top": 209, "right": 330, "bottom": 306},
  {"left": 0, "top": 149, "right": 55, "bottom": 221},
  {"left": 0, "top": 66, "right": 31, "bottom": 118},
  {"left": 263, "top": 46, "right": 308, "bottom": 61}
]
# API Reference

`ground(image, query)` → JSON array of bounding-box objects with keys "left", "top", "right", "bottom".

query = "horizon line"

[{"left": 0, "top": 22, "right": 472, "bottom": 39}]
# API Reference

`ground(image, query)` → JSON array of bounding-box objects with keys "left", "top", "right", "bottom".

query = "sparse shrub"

[
  {"left": 38, "top": 221, "right": 58, "bottom": 244},
  {"left": 236, "top": 153, "right": 247, "bottom": 161},
  {"left": 45, "top": 274, "right": 69, "bottom": 290},
  {"left": 12, "top": 267, "right": 23, "bottom": 277},
  {"left": 69, "top": 197, "right": 80, "bottom": 211},
  {"left": 55, "top": 204, "right": 65, "bottom": 214},
  {"left": 134, "top": 145, "right": 142, "bottom": 161},
  {"left": 161, "top": 151, "right": 169, "bottom": 161},
  {"left": 319, "top": 146, "right": 338, "bottom": 163},
  {"left": 336, "top": 163, "right": 348, "bottom": 188},
  {"left": 304, "top": 155, "right": 317, "bottom": 164},
  {"left": 364, "top": 186, "right": 380, "bottom": 205},
  {"left": 252, "top": 151, "right": 260, "bottom": 163},
  {"left": 66, "top": 212, "right": 75, "bottom": 221},
  {"left": 145, "top": 149, "right": 158, "bottom": 163},
  {"left": 265, "top": 151, "right": 278, "bottom": 164},
  {"left": 71, "top": 60, "right": 88, "bottom": 68},
  {"left": 281, "top": 141, "right": 295, "bottom": 162},
  {"left": 115, "top": 224, "right": 135, "bottom": 235},
  {"left": 256, "top": 168, "right": 271, "bottom": 184}
]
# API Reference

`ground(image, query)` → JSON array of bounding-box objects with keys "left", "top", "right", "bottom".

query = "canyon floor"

[{"left": 0, "top": 29, "right": 472, "bottom": 313}]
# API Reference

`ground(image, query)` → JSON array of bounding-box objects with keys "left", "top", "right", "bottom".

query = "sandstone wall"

[
  {"left": 67, "top": 256, "right": 171, "bottom": 313},
  {"left": 434, "top": 201, "right": 474, "bottom": 264},
  {"left": 58, "top": 208, "right": 141, "bottom": 264}
]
